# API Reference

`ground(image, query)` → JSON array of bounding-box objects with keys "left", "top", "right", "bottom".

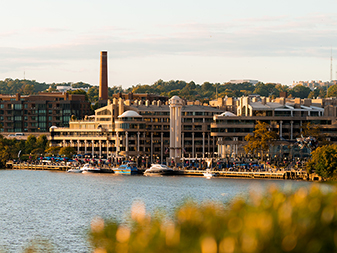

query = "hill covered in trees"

[{"left": 0, "top": 78, "right": 332, "bottom": 103}]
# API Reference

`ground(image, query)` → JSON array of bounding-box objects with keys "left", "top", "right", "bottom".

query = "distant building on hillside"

[
  {"left": 292, "top": 80, "right": 337, "bottom": 90},
  {"left": 228, "top": 79, "right": 259, "bottom": 85},
  {"left": 56, "top": 86, "right": 90, "bottom": 92}
]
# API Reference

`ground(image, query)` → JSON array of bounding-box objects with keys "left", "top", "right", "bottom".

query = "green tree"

[
  {"left": 307, "top": 144, "right": 337, "bottom": 179},
  {"left": 45, "top": 146, "right": 60, "bottom": 156},
  {"left": 0, "top": 135, "right": 24, "bottom": 165},
  {"left": 36, "top": 135, "right": 49, "bottom": 151},
  {"left": 244, "top": 121, "right": 278, "bottom": 160},
  {"left": 59, "top": 147, "right": 76, "bottom": 158},
  {"left": 300, "top": 122, "right": 329, "bottom": 146},
  {"left": 308, "top": 87, "right": 326, "bottom": 98},
  {"left": 25, "top": 135, "right": 37, "bottom": 154},
  {"left": 289, "top": 85, "right": 311, "bottom": 98},
  {"left": 45, "top": 146, "right": 61, "bottom": 156},
  {"left": 327, "top": 84, "right": 337, "bottom": 97},
  {"left": 253, "top": 83, "right": 277, "bottom": 97},
  {"left": 87, "top": 86, "right": 99, "bottom": 102},
  {"left": 72, "top": 82, "right": 92, "bottom": 89}
]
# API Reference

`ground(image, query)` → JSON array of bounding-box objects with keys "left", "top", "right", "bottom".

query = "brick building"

[{"left": 0, "top": 92, "right": 91, "bottom": 133}]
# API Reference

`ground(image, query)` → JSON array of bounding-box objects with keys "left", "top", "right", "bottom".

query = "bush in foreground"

[{"left": 89, "top": 185, "right": 337, "bottom": 253}]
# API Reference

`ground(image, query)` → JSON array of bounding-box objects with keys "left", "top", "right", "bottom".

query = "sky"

[{"left": 1, "top": 0, "right": 337, "bottom": 89}]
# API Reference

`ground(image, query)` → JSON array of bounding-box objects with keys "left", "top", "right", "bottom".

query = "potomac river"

[{"left": 0, "top": 170, "right": 314, "bottom": 252}]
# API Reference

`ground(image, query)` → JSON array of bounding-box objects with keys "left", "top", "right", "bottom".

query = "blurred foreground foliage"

[{"left": 89, "top": 184, "right": 337, "bottom": 253}]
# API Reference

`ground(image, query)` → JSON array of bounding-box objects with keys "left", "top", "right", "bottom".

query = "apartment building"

[{"left": 0, "top": 92, "right": 91, "bottom": 133}]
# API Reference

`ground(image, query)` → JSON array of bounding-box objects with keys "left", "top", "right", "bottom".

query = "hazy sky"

[{"left": 1, "top": 0, "right": 337, "bottom": 88}]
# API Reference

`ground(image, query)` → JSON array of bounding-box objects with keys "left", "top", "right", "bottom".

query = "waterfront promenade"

[{"left": 6, "top": 161, "right": 320, "bottom": 180}]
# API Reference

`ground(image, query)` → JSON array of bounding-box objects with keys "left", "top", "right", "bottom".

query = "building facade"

[
  {"left": 211, "top": 95, "right": 337, "bottom": 159},
  {"left": 0, "top": 92, "right": 91, "bottom": 133},
  {"left": 49, "top": 96, "right": 223, "bottom": 163}
]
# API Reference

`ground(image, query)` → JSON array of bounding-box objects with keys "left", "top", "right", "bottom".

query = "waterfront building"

[
  {"left": 211, "top": 95, "right": 337, "bottom": 159},
  {"left": 0, "top": 92, "right": 91, "bottom": 133},
  {"left": 49, "top": 96, "right": 223, "bottom": 164}
]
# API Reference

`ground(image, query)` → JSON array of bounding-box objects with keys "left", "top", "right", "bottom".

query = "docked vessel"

[
  {"left": 80, "top": 163, "right": 101, "bottom": 173},
  {"left": 144, "top": 164, "right": 175, "bottom": 175},
  {"left": 67, "top": 167, "right": 82, "bottom": 173},
  {"left": 203, "top": 169, "right": 217, "bottom": 179},
  {"left": 113, "top": 162, "right": 138, "bottom": 175}
]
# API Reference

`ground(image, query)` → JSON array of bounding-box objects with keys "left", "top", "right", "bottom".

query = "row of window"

[{"left": 139, "top": 111, "right": 217, "bottom": 116}]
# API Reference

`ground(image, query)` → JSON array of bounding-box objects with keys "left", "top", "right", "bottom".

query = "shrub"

[{"left": 89, "top": 184, "right": 337, "bottom": 253}]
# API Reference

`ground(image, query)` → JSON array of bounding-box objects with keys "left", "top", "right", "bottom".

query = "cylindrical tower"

[
  {"left": 169, "top": 96, "right": 183, "bottom": 162},
  {"left": 99, "top": 51, "right": 108, "bottom": 101}
]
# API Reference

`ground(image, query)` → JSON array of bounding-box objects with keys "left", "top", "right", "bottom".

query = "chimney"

[{"left": 99, "top": 51, "right": 108, "bottom": 101}]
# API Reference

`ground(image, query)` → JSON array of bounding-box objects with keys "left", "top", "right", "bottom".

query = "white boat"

[
  {"left": 80, "top": 163, "right": 101, "bottom": 173},
  {"left": 203, "top": 169, "right": 217, "bottom": 179},
  {"left": 144, "top": 164, "right": 175, "bottom": 175},
  {"left": 67, "top": 167, "right": 82, "bottom": 173}
]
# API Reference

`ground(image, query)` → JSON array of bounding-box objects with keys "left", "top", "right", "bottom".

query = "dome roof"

[
  {"left": 118, "top": 110, "right": 142, "bottom": 118},
  {"left": 220, "top": 111, "right": 237, "bottom": 117},
  {"left": 170, "top": 95, "right": 181, "bottom": 100},
  {"left": 50, "top": 126, "right": 58, "bottom": 129}
]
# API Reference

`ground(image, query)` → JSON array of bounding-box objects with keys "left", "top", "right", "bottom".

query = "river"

[{"left": 0, "top": 170, "right": 313, "bottom": 252}]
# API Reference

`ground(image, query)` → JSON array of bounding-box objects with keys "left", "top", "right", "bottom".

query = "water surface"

[{"left": 0, "top": 170, "right": 313, "bottom": 252}]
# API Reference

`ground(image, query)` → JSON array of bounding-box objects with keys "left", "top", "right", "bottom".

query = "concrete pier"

[{"left": 7, "top": 163, "right": 69, "bottom": 171}]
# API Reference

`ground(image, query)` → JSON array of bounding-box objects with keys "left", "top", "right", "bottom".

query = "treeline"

[
  {"left": 127, "top": 79, "right": 330, "bottom": 102},
  {"left": 0, "top": 78, "right": 334, "bottom": 103},
  {"left": 0, "top": 134, "right": 78, "bottom": 168},
  {"left": 0, "top": 135, "right": 48, "bottom": 167}
]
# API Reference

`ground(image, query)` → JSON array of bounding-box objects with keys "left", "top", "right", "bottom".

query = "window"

[
  {"left": 14, "top": 104, "right": 22, "bottom": 110},
  {"left": 38, "top": 116, "right": 46, "bottom": 121}
]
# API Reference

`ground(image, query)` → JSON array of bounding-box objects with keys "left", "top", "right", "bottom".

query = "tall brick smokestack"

[{"left": 99, "top": 51, "right": 108, "bottom": 101}]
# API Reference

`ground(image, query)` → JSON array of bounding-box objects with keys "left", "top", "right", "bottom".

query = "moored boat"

[
  {"left": 80, "top": 163, "right": 101, "bottom": 173},
  {"left": 144, "top": 164, "right": 175, "bottom": 176},
  {"left": 203, "top": 169, "right": 217, "bottom": 179},
  {"left": 67, "top": 167, "right": 82, "bottom": 173},
  {"left": 113, "top": 162, "right": 138, "bottom": 175}
]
